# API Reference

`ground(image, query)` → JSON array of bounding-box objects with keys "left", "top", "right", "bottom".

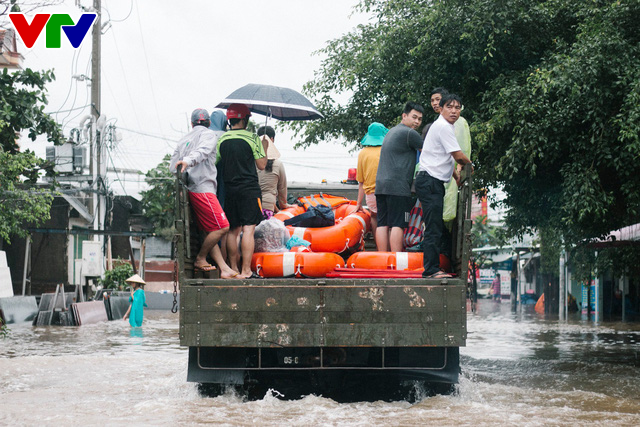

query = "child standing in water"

[{"left": 123, "top": 274, "right": 148, "bottom": 327}]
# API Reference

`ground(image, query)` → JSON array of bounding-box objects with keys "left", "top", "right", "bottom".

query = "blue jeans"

[{"left": 415, "top": 171, "right": 445, "bottom": 277}]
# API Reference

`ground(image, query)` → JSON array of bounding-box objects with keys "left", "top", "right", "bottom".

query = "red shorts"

[{"left": 188, "top": 192, "right": 229, "bottom": 232}]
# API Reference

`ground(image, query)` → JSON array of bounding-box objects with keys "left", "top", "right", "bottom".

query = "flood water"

[{"left": 1, "top": 299, "right": 639, "bottom": 426}]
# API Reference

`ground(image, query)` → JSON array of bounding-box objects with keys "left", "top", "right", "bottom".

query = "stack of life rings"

[
  {"left": 251, "top": 193, "right": 450, "bottom": 279},
  {"left": 252, "top": 194, "right": 371, "bottom": 278}
]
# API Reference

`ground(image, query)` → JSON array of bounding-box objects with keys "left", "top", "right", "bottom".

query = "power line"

[
  {"left": 134, "top": 1, "right": 170, "bottom": 146},
  {"left": 104, "top": 0, "right": 134, "bottom": 23},
  {"left": 46, "top": 104, "right": 91, "bottom": 115},
  {"left": 108, "top": 23, "right": 143, "bottom": 132},
  {"left": 117, "top": 126, "right": 179, "bottom": 143}
]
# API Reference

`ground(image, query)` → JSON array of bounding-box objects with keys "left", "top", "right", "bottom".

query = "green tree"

[
  {"left": 0, "top": 68, "right": 63, "bottom": 243},
  {"left": 293, "top": 0, "right": 640, "bottom": 246},
  {"left": 140, "top": 154, "right": 176, "bottom": 239},
  {"left": 0, "top": 68, "right": 62, "bottom": 153},
  {"left": 98, "top": 259, "right": 134, "bottom": 290},
  {"left": 0, "top": 150, "right": 55, "bottom": 243}
]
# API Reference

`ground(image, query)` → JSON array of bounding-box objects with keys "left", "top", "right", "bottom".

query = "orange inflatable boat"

[
  {"left": 346, "top": 251, "right": 423, "bottom": 270},
  {"left": 252, "top": 252, "right": 345, "bottom": 278},
  {"left": 346, "top": 251, "right": 452, "bottom": 272},
  {"left": 274, "top": 194, "right": 371, "bottom": 254}
]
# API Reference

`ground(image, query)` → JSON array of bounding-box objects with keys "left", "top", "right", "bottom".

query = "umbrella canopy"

[{"left": 215, "top": 83, "right": 323, "bottom": 121}]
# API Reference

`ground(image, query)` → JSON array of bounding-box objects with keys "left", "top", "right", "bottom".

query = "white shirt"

[{"left": 418, "top": 115, "right": 462, "bottom": 182}]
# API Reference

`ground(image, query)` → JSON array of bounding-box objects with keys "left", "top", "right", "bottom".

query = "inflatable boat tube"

[{"left": 252, "top": 252, "right": 345, "bottom": 278}]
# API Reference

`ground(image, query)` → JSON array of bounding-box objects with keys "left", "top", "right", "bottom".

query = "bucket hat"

[{"left": 360, "top": 122, "right": 388, "bottom": 146}]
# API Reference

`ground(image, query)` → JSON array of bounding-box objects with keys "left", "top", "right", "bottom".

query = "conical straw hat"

[{"left": 125, "top": 274, "right": 146, "bottom": 285}]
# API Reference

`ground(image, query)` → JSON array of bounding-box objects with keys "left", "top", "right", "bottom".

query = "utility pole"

[{"left": 91, "top": 0, "right": 103, "bottom": 235}]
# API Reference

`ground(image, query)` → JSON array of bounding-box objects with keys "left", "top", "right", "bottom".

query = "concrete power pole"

[{"left": 91, "top": 0, "right": 103, "bottom": 235}]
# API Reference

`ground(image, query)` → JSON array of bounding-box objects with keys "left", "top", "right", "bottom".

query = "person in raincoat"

[{"left": 123, "top": 274, "right": 148, "bottom": 327}]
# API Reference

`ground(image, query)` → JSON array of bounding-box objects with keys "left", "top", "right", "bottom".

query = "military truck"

[{"left": 176, "top": 165, "right": 472, "bottom": 402}]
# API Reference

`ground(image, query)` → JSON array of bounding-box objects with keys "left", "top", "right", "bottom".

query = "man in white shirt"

[{"left": 416, "top": 94, "right": 472, "bottom": 279}]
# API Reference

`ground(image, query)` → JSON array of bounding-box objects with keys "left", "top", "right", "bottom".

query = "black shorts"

[
  {"left": 224, "top": 194, "right": 264, "bottom": 228},
  {"left": 376, "top": 194, "right": 412, "bottom": 228}
]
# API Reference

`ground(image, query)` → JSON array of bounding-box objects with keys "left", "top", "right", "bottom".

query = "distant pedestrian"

[
  {"left": 375, "top": 102, "right": 424, "bottom": 252},
  {"left": 123, "top": 274, "right": 148, "bottom": 327},
  {"left": 492, "top": 274, "right": 501, "bottom": 301},
  {"left": 355, "top": 122, "right": 388, "bottom": 246}
]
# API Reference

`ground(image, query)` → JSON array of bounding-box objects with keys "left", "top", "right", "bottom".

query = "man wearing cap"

[
  {"left": 216, "top": 103, "right": 268, "bottom": 279},
  {"left": 257, "top": 125, "right": 290, "bottom": 219},
  {"left": 375, "top": 102, "right": 425, "bottom": 252},
  {"left": 171, "top": 108, "right": 238, "bottom": 279},
  {"left": 355, "top": 122, "right": 388, "bottom": 247}
]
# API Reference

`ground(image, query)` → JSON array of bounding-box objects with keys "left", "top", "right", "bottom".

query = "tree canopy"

[
  {"left": 0, "top": 67, "right": 63, "bottom": 243},
  {"left": 294, "top": 0, "right": 640, "bottom": 244},
  {"left": 140, "top": 154, "right": 176, "bottom": 239}
]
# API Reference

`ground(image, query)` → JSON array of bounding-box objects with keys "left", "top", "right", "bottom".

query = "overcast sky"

[{"left": 12, "top": 0, "right": 370, "bottom": 196}]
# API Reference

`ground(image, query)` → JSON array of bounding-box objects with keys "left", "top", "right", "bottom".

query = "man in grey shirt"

[
  {"left": 375, "top": 101, "right": 424, "bottom": 251},
  {"left": 171, "top": 109, "right": 238, "bottom": 279}
]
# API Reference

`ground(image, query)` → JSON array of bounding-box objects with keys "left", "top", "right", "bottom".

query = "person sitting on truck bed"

[
  {"left": 171, "top": 108, "right": 238, "bottom": 279},
  {"left": 216, "top": 103, "right": 268, "bottom": 279},
  {"left": 415, "top": 94, "right": 472, "bottom": 279}
]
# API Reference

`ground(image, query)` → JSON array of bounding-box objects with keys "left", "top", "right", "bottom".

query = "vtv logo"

[{"left": 9, "top": 13, "right": 97, "bottom": 49}]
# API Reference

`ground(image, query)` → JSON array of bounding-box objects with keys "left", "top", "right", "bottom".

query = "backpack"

[{"left": 284, "top": 204, "right": 335, "bottom": 228}]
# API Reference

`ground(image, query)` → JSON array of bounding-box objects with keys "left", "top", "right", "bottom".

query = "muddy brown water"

[{"left": 1, "top": 300, "right": 639, "bottom": 426}]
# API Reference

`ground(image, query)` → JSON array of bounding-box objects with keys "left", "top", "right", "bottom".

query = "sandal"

[
  {"left": 424, "top": 270, "right": 453, "bottom": 279},
  {"left": 194, "top": 263, "right": 217, "bottom": 272}
]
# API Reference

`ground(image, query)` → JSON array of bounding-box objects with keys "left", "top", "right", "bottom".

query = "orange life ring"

[
  {"left": 346, "top": 251, "right": 452, "bottom": 272},
  {"left": 251, "top": 252, "right": 345, "bottom": 278},
  {"left": 273, "top": 204, "right": 305, "bottom": 222},
  {"left": 274, "top": 194, "right": 371, "bottom": 254},
  {"left": 287, "top": 204, "right": 370, "bottom": 253},
  {"left": 273, "top": 193, "right": 353, "bottom": 222}
]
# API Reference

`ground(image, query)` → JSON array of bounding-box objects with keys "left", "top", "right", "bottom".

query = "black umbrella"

[{"left": 215, "top": 83, "right": 323, "bottom": 121}]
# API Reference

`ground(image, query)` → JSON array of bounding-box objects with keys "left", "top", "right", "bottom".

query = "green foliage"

[
  {"left": 295, "top": 0, "right": 640, "bottom": 245},
  {"left": 471, "top": 215, "right": 509, "bottom": 269},
  {"left": 570, "top": 244, "right": 640, "bottom": 284},
  {"left": 0, "top": 67, "right": 62, "bottom": 243},
  {"left": 0, "top": 68, "right": 63, "bottom": 153},
  {"left": 471, "top": 215, "right": 508, "bottom": 249},
  {"left": 539, "top": 227, "right": 562, "bottom": 277},
  {"left": 140, "top": 154, "right": 176, "bottom": 231},
  {"left": 0, "top": 317, "right": 8, "bottom": 338},
  {"left": 98, "top": 260, "right": 134, "bottom": 290},
  {"left": 0, "top": 150, "right": 55, "bottom": 243}
]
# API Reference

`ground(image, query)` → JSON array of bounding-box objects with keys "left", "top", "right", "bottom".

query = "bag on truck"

[{"left": 284, "top": 204, "right": 335, "bottom": 228}]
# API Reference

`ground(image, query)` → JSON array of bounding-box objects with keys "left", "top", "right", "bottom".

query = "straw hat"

[
  {"left": 125, "top": 274, "right": 146, "bottom": 286},
  {"left": 360, "top": 122, "right": 388, "bottom": 146},
  {"left": 261, "top": 135, "right": 281, "bottom": 159}
]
